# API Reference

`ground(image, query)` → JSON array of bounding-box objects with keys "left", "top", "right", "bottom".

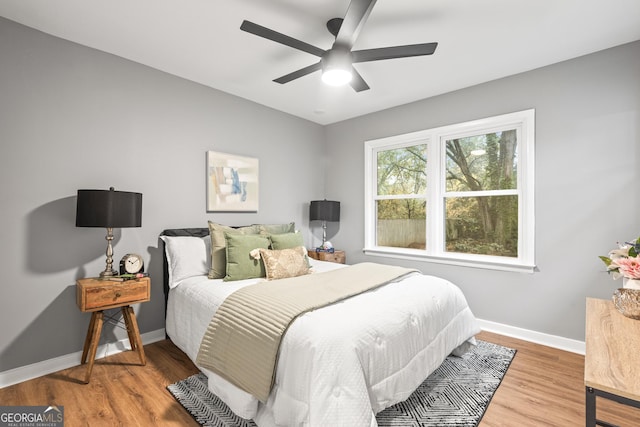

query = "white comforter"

[{"left": 166, "top": 259, "right": 480, "bottom": 427}]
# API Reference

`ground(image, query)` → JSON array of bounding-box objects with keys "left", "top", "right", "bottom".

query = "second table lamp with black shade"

[{"left": 309, "top": 199, "right": 340, "bottom": 251}]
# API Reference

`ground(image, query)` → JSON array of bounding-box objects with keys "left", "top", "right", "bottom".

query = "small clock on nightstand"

[{"left": 119, "top": 253, "right": 144, "bottom": 275}]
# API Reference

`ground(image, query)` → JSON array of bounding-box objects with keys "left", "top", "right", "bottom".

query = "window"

[{"left": 364, "top": 110, "right": 535, "bottom": 272}]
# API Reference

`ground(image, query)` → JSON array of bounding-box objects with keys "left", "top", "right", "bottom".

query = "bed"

[{"left": 161, "top": 226, "right": 480, "bottom": 427}]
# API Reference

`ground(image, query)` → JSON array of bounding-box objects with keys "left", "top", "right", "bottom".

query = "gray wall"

[
  {"left": 325, "top": 40, "right": 640, "bottom": 341},
  {"left": 0, "top": 17, "right": 326, "bottom": 372}
]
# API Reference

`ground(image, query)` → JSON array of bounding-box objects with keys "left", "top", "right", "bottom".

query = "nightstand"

[
  {"left": 76, "top": 276, "right": 150, "bottom": 383},
  {"left": 307, "top": 249, "right": 346, "bottom": 264}
]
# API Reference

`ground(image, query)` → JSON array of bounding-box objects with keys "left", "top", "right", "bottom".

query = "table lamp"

[
  {"left": 309, "top": 199, "right": 340, "bottom": 247},
  {"left": 76, "top": 187, "right": 142, "bottom": 277}
]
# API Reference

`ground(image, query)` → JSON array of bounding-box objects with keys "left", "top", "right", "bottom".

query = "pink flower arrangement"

[
  {"left": 599, "top": 236, "right": 640, "bottom": 280},
  {"left": 615, "top": 257, "right": 640, "bottom": 280}
]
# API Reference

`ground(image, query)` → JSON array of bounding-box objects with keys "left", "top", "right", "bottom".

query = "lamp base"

[
  {"left": 99, "top": 268, "right": 118, "bottom": 278},
  {"left": 322, "top": 220, "right": 327, "bottom": 245},
  {"left": 99, "top": 227, "right": 117, "bottom": 278}
]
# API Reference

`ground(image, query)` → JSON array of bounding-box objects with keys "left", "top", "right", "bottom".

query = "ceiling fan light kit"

[
  {"left": 322, "top": 68, "right": 353, "bottom": 86},
  {"left": 321, "top": 47, "right": 353, "bottom": 86},
  {"left": 240, "top": 0, "right": 437, "bottom": 92}
]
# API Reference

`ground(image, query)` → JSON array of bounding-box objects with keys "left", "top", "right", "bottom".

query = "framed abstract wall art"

[{"left": 206, "top": 151, "right": 259, "bottom": 212}]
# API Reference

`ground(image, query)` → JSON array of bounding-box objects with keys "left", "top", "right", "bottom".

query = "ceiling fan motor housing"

[{"left": 322, "top": 46, "right": 353, "bottom": 71}]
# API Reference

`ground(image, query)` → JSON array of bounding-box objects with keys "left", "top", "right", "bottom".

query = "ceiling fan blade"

[
  {"left": 352, "top": 43, "right": 438, "bottom": 63},
  {"left": 350, "top": 68, "right": 370, "bottom": 92},
  {"left": 335, "top": 0, "right": 377, "bottom": 48},
  {"left": 273, "top": 62, "right": 323, "bottom": 84},
  {"left": 241, "top": 20, "right": 325, "bottom": 57}
]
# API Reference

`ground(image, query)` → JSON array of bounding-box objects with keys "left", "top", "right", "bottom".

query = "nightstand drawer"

[
  {"left": 307, "top": 250, "right": 346, "bottom": 264},
  {"left": 77, "top": 277, "right": 150, "bottom": 312}
]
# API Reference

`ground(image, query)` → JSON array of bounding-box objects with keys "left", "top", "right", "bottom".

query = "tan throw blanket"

[{"left": 196, "top": 262, "right": 418, "bottom": 402}]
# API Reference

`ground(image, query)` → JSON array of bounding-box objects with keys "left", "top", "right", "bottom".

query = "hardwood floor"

[
  {"left": 1, "top": 331, "right": 639, "bottom": 426},
  {"left": 477, "top": 331, "right": 640, "bottom": 427},
  {"left": 0, "top": 340, "right": 201, "bottom": 426}
]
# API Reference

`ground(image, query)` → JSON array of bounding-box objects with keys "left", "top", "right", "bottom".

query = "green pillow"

[
  {"left": 270, "top": 232, "right": 311, "bottom": 267},
  {"left": 224, "top": 233, "right": 271, "bottom": 281},
  {"left": 256, "top": 222, "right": 295, "bottom": 235},
  {"left": 270, "top": 231, "right": 304, "bottom": 250},
  {"left": 208, "top": 221, "right": 259, "bottom": 279}
]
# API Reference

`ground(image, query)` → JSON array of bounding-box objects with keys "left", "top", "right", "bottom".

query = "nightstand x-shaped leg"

[
  {"left": 122, "top": 306, "right": 146, "bottom": 365},
  {"left": 80, "top": 306, "right": 146, "bottom": 384}
]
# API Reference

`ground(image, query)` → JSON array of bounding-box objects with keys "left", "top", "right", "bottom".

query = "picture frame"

[{"left": 206, "top": 151, "right": 259, "bottom": 212}]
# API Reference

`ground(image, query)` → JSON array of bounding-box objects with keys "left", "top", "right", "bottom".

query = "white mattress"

[{"left": 166, "top": 259, "right": 480, "bottom": 427}]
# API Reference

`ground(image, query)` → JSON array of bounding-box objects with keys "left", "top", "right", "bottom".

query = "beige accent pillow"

[
  {"left": 256, "top": 222, "right": 295, "bottom": 235},
  {"left": 257, "top": 246, "right": 311, "bottom": 280},
  {"left": 208, "top": 221, "right": 259, "bottom": 279}
]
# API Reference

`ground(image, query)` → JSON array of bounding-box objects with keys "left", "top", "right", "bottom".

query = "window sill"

[{"left": 362, "top": 247, "right": 536, "bottom": 274}]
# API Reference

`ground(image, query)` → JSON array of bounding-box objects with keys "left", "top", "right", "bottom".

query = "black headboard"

[{"left": 159, "top": 228, "right": 209, "bottom": 313}]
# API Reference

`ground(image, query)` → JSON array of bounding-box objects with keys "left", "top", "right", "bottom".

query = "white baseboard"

[
  {"left": 0, "top": 328, "right": 166, "bottom": 389},
  {"left": 1, "top": 321, "right": 586, "bottom": 389},
  {"left": 477, "top": 318, "right": 585, "bottom": 355}
]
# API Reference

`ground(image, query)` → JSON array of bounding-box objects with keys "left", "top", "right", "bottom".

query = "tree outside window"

[
  {"left": 364, "top": 110, "right": 535, "bottom": 272},
  {"left": 444, "top": 130, "right": 518, "bottom": 257}
]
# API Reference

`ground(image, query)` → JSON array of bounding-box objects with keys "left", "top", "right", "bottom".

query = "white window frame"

[{"left": 364, "top": 109, "right": 535, "bottom": 273}]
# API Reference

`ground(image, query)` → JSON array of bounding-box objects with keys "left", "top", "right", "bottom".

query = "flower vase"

[
  {"left": 622, "top": 277, "right": 640, "bottom": 290},
  {"left": 614, "top": 278, "right": 640, "bottom": 319}
]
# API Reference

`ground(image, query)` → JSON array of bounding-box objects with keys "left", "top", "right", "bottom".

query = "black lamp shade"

[
  {"left": 76, "top": 188, "right": 142, "bottom": 228},
  {"left": 310, "top": 200, "right": 340, "bottom": 222}
]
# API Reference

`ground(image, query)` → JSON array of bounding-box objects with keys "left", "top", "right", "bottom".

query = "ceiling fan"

[{"left": 240, "top": 0, "right": 438, "bottom": 92}]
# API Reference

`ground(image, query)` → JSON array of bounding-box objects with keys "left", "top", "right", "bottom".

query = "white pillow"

[{"left": 161, "top": 235, "right": 210, "bottom": 288}]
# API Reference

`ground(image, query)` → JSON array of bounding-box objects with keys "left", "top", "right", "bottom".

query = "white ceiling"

[{"left": 1, "top": 0, "right": 639, "bottom": 125}]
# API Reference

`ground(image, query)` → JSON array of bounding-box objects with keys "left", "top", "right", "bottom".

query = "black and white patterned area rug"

[{"left": 167, "top": 340, "right": 515, "bottom": 427}]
